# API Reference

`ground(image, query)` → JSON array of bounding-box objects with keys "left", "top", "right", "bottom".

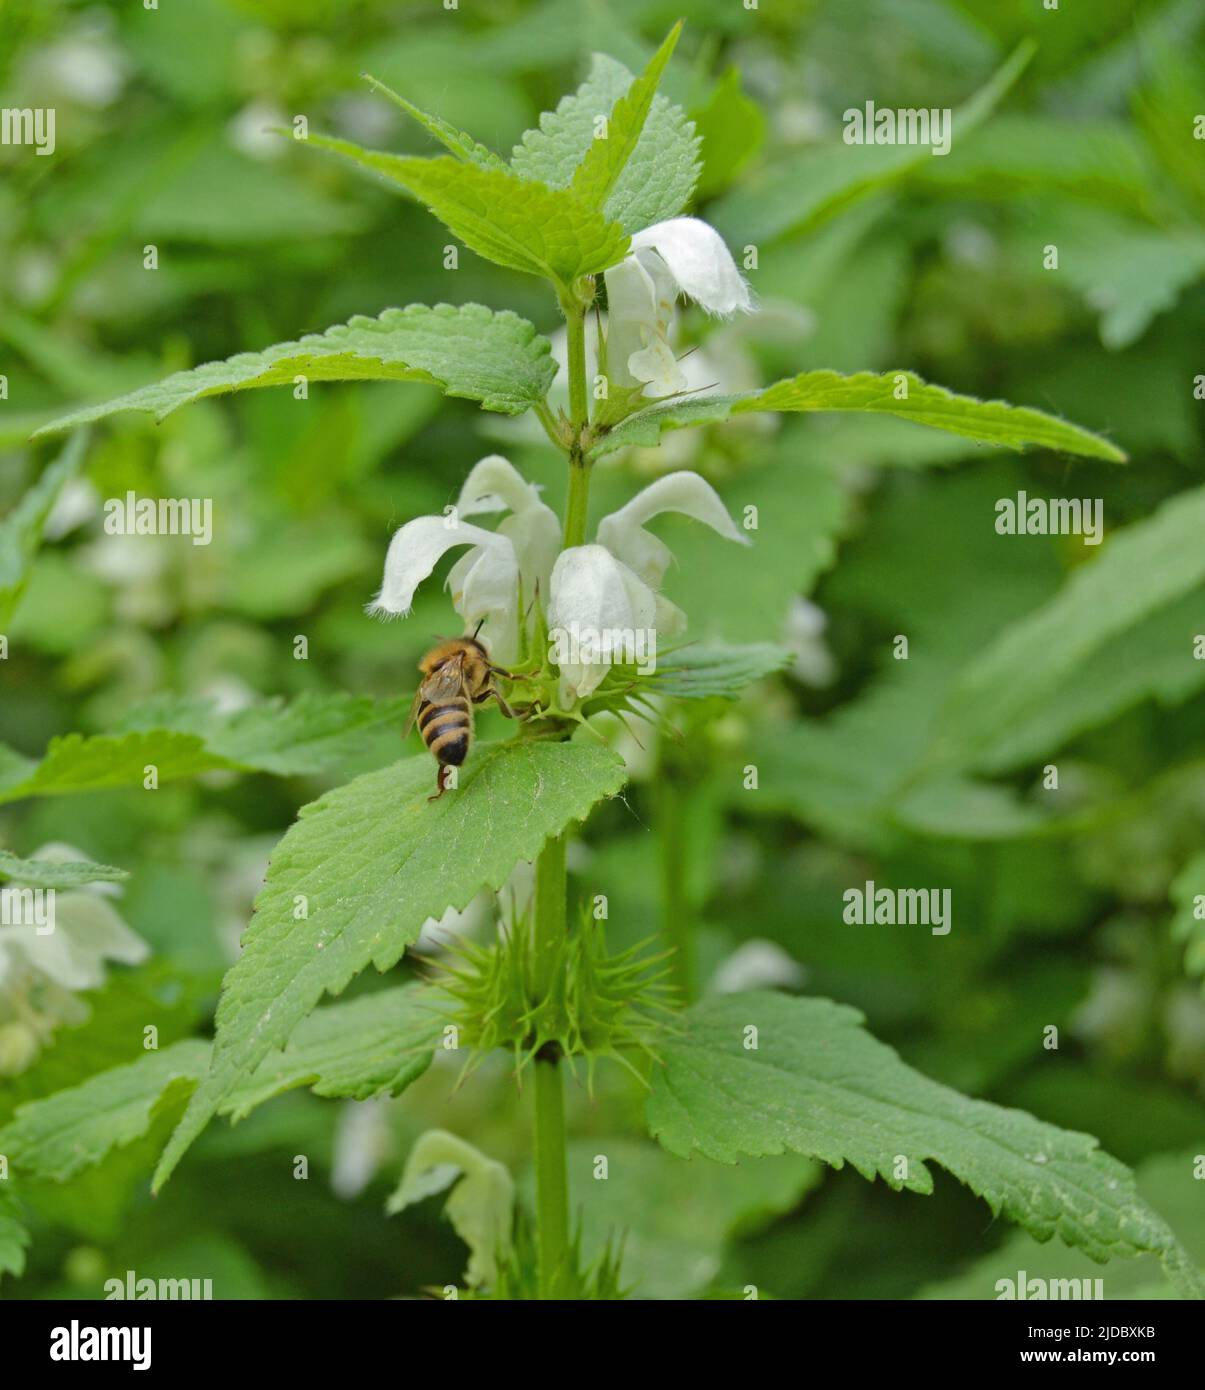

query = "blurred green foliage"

[{"left": 1, "top": 0, "right": 1202, "bottom": 1300}]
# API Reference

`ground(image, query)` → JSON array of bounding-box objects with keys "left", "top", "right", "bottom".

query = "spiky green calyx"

[{"left": 429, "top": 911, "right": 676, "bottom": 1090}]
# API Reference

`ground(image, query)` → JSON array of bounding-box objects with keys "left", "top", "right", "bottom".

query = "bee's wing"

[
  {"left": 402, "top": 688, "right": 423, "bottom": 740},
  {"left": 421, "top": 654, "right": 468, "bottom": 704}
]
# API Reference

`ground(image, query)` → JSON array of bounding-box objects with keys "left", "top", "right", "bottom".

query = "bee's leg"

[
  {"left": 490, "top": 685, "right": 518, "bottom": 719},
  {"left": 427, "top": 765, "right": 450, "bottom": 802}
]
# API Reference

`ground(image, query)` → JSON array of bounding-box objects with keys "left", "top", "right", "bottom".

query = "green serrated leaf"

[
  {"left": 647, "top": 992, "right": 1201, "bottom": 1291},
  {"left": 590, "top": 372, "right": 1126, "bottom": 462},
  {"left": 303, "top": 138, "right": 630, "bottom": 290},
  {"left": 361, "top": 74, "right": 507, "bottom": 169},
  {"left": 33, "top": 305, "right": 555, "bottom": 437},
  {"left": 0, "top": 692, "right": 411, "bottom": 804},
  {"left": 223, "top": 985, "right": 441, "bottom": 1120},
  {"left": 512, "top": 53, "right": 700, "bottom": 233},
  {"left": 0, "top": 985, "right": 441, "bottom": 1184},
  {"left": 570, "top": 23, "right": 681, "bottom": 213},
  {"left": 0, "top": 433, "right": 87, "bottom": 626},
  {"left": 937, "top": 485, "right": 1205, "bottom": 771},
  {"left": 639, "top": 643, "right": 790, "bottom": 700},
  {"left": 0, "top": 1041, "right": 211, "bottom": 1183},
  {"left": 0, "top": 849, "right": 130, "bottom": 888},
  {"left": 918, "top": 1148, "right": 1205, "bottom": 1300},
  {"left": 152, "top": 739, "right": 627, "bottom": 1191},
  {"left": 109, "top": 691, "right": 410, "bottom": 777},
  {"left": 746, "top": 372, "right": 1126, "bottom": 460}
]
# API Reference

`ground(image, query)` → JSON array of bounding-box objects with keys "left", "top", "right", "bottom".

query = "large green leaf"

[
  {"left": 512, "top": 53, "right": 700, "bottom": 233},
  {"left": 222, "top": 985, "right": 441, "bottom": 1120},
  {"left": 917, "top": 1149, "right": 1205, "bottom": 1300},
  {"left": 590, "top": 371, "right": 1126, "bottom": 462},
  {"left": 570, "top": 24, "right": 682, "bottom": 216},
  {"left": 0, "top": 985, "right": 441, "bottom": 1183},
  {"left": 33, "top": 304, "right": 556, "bottom": 437},
  {"left": 0, "top": 1041, "right": 210, "bottom": 1184},
  {"left": 0, "top": 433, "right": 87, "bottom": 626},
  {"left": 937, "top": 485, "right": 1205, "bottom": 771},
  {"left": 647, "top": 992, "right": 1201, "bottom": 1292},
  {"left": 152, "top": 738, "right": 627, "bottom": 1190},
  {"left": 304, "top": 138, "right": 630, "bottom": 289},
  {"left": 0, "top": 692, "right": 410, "bottom": 804}
]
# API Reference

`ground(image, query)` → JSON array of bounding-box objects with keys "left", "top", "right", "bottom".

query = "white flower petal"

[
  {"left": 630, "top": 217, "right": 753, "bottom": 317},
  {"left": 604, "top": 251, "right": 685, "bottom": 397},
  {"left": 367, "top": 515, "right": 514, "bottom": 617},
  {"left": 455, "top": 454, "right": 560, "bottom": 604},
  {"left": 455, "top": 455, "right": 542, "bottom": 519},
  {"left": 450, "top": 542, "right": 522, "bottom": 664},
  {"left": 595, "top": 470, "right": 749, "bottom": 587},
  {"left": 548, "top": 544, "right": 659, "bottom": 701}
]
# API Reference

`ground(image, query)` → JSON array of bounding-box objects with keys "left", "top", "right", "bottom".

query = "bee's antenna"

[{"left": 472, "top": 617, "right": 486, "bottom": 640}]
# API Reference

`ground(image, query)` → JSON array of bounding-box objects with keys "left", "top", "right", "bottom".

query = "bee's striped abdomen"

[{"left": 418, "top": 697, "right": 471, "bottom": 766}]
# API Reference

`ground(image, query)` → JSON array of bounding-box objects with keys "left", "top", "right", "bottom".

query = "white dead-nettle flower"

[
  {"left": 604, "top": 217, "right": 754, "bottom": 398},
  {"left": 0, "top": 844, "right": 149, "bottom": 1076},
  {"left": 368, "top": 454, "right": 560, "bottom": 665},
  {"left": 710, "top": 939, "right": 807, "bottom": 995},
  {"left": 548, "top": 470, "right": 749, "bottom": 702},
  {"left": 784, "top": 597, "right": 837, "bottom": 688},
  {"left": 228, "top": 100, "right": 289, "bottom": 160}
]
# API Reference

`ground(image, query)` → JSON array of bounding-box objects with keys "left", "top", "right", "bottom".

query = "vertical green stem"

[
  {"left": 564, "top": 299, "right": 589, "bottom": 433},
  {"left": 563, "top": 455, "right": 592, "bottom": 549},
  {"left": 532, "top": 833, "right": 569, "bottom": 1298},
  {"left": 527, "top": 284, "right": 595, "bottom": 1298},
  {"left": 562, "top": 291, "right": 593, "bottom": 549}
]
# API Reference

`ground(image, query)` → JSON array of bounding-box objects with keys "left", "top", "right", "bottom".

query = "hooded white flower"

[
  {"left": 548, "top": 470, "right": 749, "bottom": 702},
  {"left": 368, "top": 454, "right": 559, "bottom": 664},
  {"left": 0, "top": 844, "right": 150, "bottom": 1076},
  {"left": 604, "top": 217, "right": 754, "bottom": 398}
]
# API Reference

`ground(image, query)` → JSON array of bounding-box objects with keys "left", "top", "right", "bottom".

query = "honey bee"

[{"left": 406, "top": 630, "right": 517, "bottom": 799}]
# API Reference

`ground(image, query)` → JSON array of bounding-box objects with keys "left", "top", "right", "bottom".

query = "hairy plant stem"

[
  {"left": 562, "top": 290, "right": 593, "bottom": 548},
  {"left": 531, "top": 833, "right": 570, "bottom": 1298},
  {"left": 565, "top": 298, "right": 589, "bottom": 434},
  {"left": 526, "top": 287, "right": 597, "bottom": 1298}
]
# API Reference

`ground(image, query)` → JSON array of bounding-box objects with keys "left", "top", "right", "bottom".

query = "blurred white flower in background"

[
  {"left": 331, "top": 1098, "right": 394, "bottom": 1200},
  {"left": 227, "top": 100, "right": 289, "bottom": 160},
  {"left": 783, "top": 597, "right": 837, "bottom": 688},
  {"left": 34, "top": 25, "right": 128, "bottom": 109},
  {"left": 43, "top": 478, "right": 100, "bottom": 541},
  {"left": 710, "top": 939, "right": 806, "bottom": 995},
  {"left": 0, "top": 844, "right": 149, "bottom": 1076}
]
